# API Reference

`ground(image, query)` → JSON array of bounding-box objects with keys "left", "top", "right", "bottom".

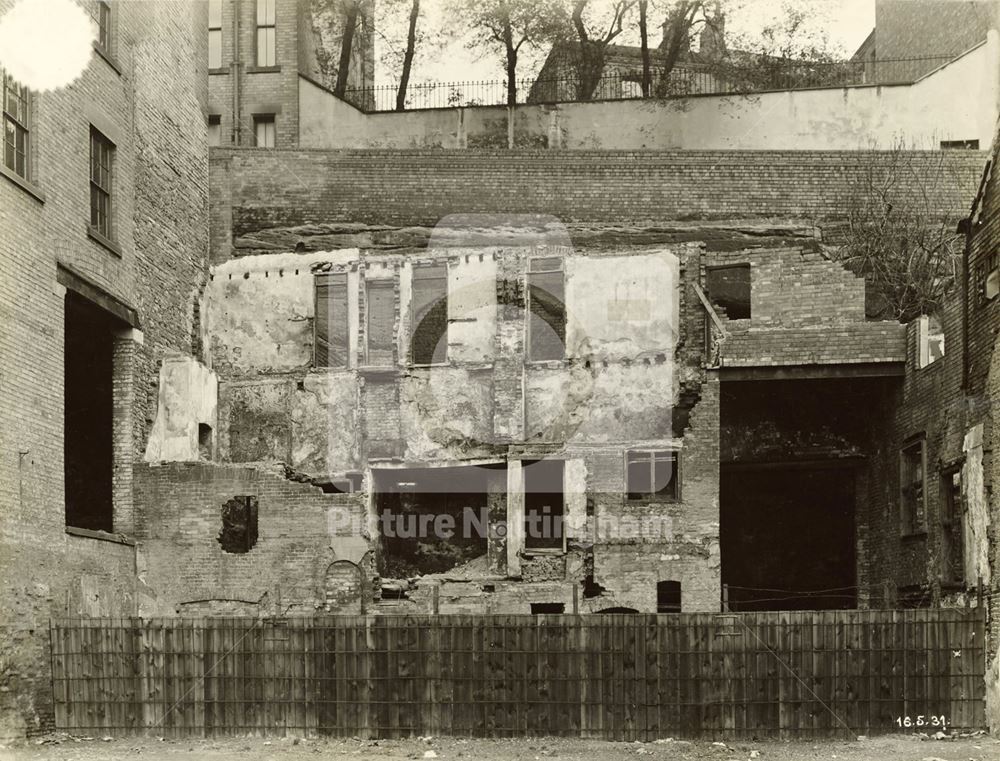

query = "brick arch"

[{"left": 323, "top": 560, "right": 363, "bottom": 613}]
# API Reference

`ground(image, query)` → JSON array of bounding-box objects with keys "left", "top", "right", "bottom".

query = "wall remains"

[{"left": 298, "top": 37, "right": 999, "bottom": 152}]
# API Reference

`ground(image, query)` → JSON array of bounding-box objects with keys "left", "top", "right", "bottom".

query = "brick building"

[
  {"left": 207, "top": 0, "right": 374, "bottom": 149},
  {"left": 853, "top": 0, "right": 999, "bottom": 90},
  {"left": 125, "top": 147, "right": 987, "bottom": 624},
  {"left": 0, "top": 0, "right": 209, "bottom": 739},
  {"left": 2, "top": 0, "right": 999, "bottom": 741}
]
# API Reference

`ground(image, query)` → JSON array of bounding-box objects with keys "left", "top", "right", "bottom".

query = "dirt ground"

[{"left": 1, "top": 733, "right": 997, "bottom": 761}]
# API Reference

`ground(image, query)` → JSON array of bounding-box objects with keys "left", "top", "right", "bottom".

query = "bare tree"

[
  {"left": 568, "top": 0, "right": 636, "bottom": 100},
  {"left": 396, "top": 0, "right": 421, "bottom": 111},
  {"left": 453, "top": 0, "right": 565, "bottom": 107},
  {"left": 834, "top": 145, "right": 964, "bottom": 322},
  {"left": 334, "top": 0, "right": 361, "bottom": 97}
]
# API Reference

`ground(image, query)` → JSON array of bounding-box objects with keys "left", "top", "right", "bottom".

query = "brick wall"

[
  {"left": 868, "top": 0, "right": 996, "bottom": 82},
  {"left": 0, "top": 0, "right": 208, "bottom": 738},
  {"left": 134, "top": 462, "right": 367, "bottom": 616},
  {"left": 208, "top": 148, "right": 984, "bottom": 262}
]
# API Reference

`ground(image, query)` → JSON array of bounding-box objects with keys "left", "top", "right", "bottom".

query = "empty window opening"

[
  {"left": 917, "top": 313, "right": 944, "bottom": 368},
  {"left": 706, "top": 264, "right": 751, "bottom": 320},
  {"left": 207, "top": 114, "right": 221, "bottom": 147},
  {"left": 218, "top": 496, "right": 258, "bottom": 553},
  {"left": 198, "top": 423, "right": 212, "bottom": 460},
  {"left": 657, "top": 580, "right": 682, "bottom": 613},
  {"left": 380, "top": 586, "right": 408, "bottom": 601},
  {"left": 374, "top": 465, "right": 501, "bottom": 578},
  {"left": 900, "top": 439, "right": 926, "bottom": 535},
  {"left": 65, "top": 291, "right": 119, "bottom": 532},
  {"left": 527, "top": 257, "right": 566, "bottom": 361},
  {"left": 940, "top": 468, "right": 964, "bottom": 586},
  {"left": 531, "top": 602, "right": 564, "bottom": 614},
  {"left": 410, "top": 264, "right": 448, "bottom": 365},
  {"left": 253, "top": 114, "right": 275, "bottom": 148},
  {"left": 524, "top": 459, "right": 564, "bottom": 549},
  {"left": 314, "top": 272, "right": 349, "bottom": 368},
  {"left": 626, "top": 449, "right": 679, "bottom": 501},
  {"left": 365, "top": 279, "right": 395, "bottom": 366}
]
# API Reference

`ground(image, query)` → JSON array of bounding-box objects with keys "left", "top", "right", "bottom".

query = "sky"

[{"left": 375, "top": 0, "right": 877, "bottom": 89}]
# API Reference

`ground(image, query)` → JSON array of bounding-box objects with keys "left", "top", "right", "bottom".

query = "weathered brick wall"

[
  {"left": 134, "top": 462, "right": 367, "bottom": 617},
  {"left": 208, "top": 148, "right": 985, "bottom": 262},
  {"left": 869, "top": 0, "right": 995, "bottom": 82},
  {"left": 0, "top": 0, "right": 208, "bottom": 738}
]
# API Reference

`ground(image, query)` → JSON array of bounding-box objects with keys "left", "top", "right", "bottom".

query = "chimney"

[
  {"left": 700, "top": 4, "right": 726, "bottom": 58},
  {"left": 660, "top": 18, "right": 690, "bottom": 54}
]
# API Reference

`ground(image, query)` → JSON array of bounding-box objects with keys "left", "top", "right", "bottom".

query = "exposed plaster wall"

[
  {"left": 962, "top": 424, "right": 991, "bottom": 587},
  {"left": 144, "top": 355, "right": 218, "bottom": 462}
]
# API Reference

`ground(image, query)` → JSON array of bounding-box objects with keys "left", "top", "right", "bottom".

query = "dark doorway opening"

[
  {"left": 65, "top": 291, "right": 119, "bottom": 532},
  {"left": 721, "top": 463, "right": 856, "bottom": 611}
]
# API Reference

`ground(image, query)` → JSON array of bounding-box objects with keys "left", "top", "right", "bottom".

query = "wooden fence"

[{"left": 50, "top": 609, "right": 986, "bottom": 740}]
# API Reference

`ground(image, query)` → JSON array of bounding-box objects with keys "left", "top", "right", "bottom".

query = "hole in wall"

[
  {"left": 198, "top": 423, "right": 212, "bottom": 460},
  {"left": 530, "top": 602, "right": 565, "bottom": 614},
  {"left": 218, "top": 496, "right": 258, "bottom": 553}
]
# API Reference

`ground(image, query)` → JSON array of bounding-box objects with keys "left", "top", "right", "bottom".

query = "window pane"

[
  {"left": 208, "top": 30, "right": 222, "bottom": 68},
  {"left": 257, "top": 0, "right": 275, "bottom": 25},
  {"left": 653, "top": 455, "right": 677, "bottom": 497},
  {"left": 257, "top": 27, "right": 275, "bottom": 66},
  {"left": 208, "top": 0, "right": 222, "bottom": 27},
  {"left": 626, "top": 460, "right": 650, "bottom": 500}
]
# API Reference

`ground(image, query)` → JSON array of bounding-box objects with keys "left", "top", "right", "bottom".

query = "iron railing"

[{"left": 344, "top": 55, "right": 958, "bottom": 113}]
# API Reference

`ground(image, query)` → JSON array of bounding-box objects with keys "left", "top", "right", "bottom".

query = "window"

[
  {"left": 207, "top": 114, "right": 221, "bottom": 146},
  {"left": 976, "top": 251, "right": 999, "bottom": 303},
  {"left": 218, "top": 496, "right": 259, "bottom": 554},
  {"left": 626, "top": 450, "right": 679, "bottom": 501},
  {"left": 253, "top": 114, "right": 275, "bottom": 148},
  {"left": 530, "top": 602, "right": 565, "bottom": 614},
  {"left": 940, "top": 468, "right": 964, "bottom": 585},
  {"left": 365, "top": 279, "right": 395, "bottom": 366},
  {"left": 208, "top": 0, "right": 223, "bottom": 69},
  {"left": 410, "top": 264, "right": 448, "bottom": 365},
  {"left": 256, "top": 0, "right": 276, "bottom": 67},
  {"left": 314, "top": 272, "right": 349, "bottom": 368},
  {"left": 899, "top": 439, "right": 926, "bottom": 535},
  {"left": 917, "top": 313, "right": 944, "bottom": 368},
  {"left": 657, "top": 581, "right": 681, "bottom": 613},
  {"left": 198, "top": 423, "right": 213, "bottom": 460},
  {"left": 527, "top": 257, "right": 565, "bottom": 361},
  {"left": 92, "top": 1, "right": 112, "bottom": 52},
  {"left": 89, "top": 127, "right": 114, "bottom": 239},
  {"left": 706, "top": 264, "right": 751, "bottom": 319},
  {"left": 2, "top": 69, "right": 30, "bottom": 180},
  {"left": 524, "top": 459, "right": 564, "bottom": 550}
]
